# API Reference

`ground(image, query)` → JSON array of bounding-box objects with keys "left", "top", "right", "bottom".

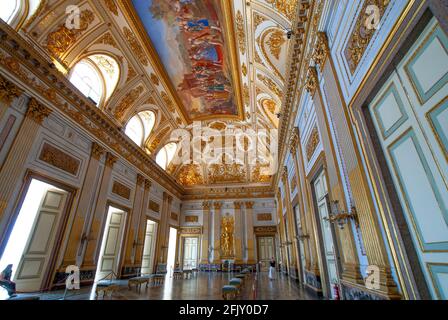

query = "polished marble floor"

[{"left": 4, "top": 272, "right": 320, "bottom": 300}]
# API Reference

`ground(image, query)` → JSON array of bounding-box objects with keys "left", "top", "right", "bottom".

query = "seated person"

[{"left": 0, "top": 265, "right": 16, "bottom": 297}]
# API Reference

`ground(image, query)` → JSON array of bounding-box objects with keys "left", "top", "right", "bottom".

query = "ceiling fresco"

[{"left": 131, "top": 0, "right": 244, "bottom": 122}]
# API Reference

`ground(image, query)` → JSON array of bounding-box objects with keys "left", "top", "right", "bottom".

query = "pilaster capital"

[
  {"left": 137, "top": 174, "right": 145, "bottom": 187},
  {"left": 289, "top": 127, "right": 300, "bottom": 154},
  {"left": 234, "top": 201, "right": 243, "bottom": 209},
  {"left": 26, "top": 98, "right": 52, "bottom": 124},
  {"left": 202, "top": 201, "right": 211, "bottom": 210},
  {"left": 144, "top": 179, "right": 152, "bottom": 191},
  {"left": 105, "top": 152, "right": 118, "bottom": 168},
  {"left": 0, "top": 75, "right": 23, "bottom": 104},
  {"left": 163, "top": 192, "right": 173, "bottom": 203},
  {"left": 245, "top": 201, "right": 254, "bottom": 209},
  {"left": 91, "top": 142, "right": 105, "bottom": 160},
  {"left": 214, "top": 202, "right": 222, "bottom": 210},
  {"left": 281, "top": 166, "right": 289, "bottom": 184},
  {"left": 304, "top": 67, "right": 318, "bottom": 96},
  {"left": 312, "top": 32, "right": 330, "bottom": 69}
]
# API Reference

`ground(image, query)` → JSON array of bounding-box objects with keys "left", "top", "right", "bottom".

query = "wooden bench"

[{"left": 152, "top": 274, "right": 165, "bottom": 286}]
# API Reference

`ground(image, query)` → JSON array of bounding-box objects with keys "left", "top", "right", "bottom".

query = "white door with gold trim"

[
  {"left": 258, "top": 236, "right": 274, "bottom": 271},
  {"left": 96, "top": 207, "right": 126, "bottom": 280},
  {"left": 141, "top": 220, "right": 157, "bottom": 274},
  {"left": 368, "top": 18, "right": 448, "bottom": 299},
  {"left": 314, "top": 170, "right": 339, "bottom": 298},
  {"left": 14, "top": 189, "right": 68, "bottom": 292},
  {"left": 183, "top": 237, "right": 198, "bottom": 269}
]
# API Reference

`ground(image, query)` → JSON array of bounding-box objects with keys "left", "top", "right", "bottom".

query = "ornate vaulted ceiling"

[{"left": 24, "top": 0, "right": 299, "bottom": 190}]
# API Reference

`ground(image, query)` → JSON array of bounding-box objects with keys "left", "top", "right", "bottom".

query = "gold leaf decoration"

[
  {"left": 266, "top": 29, "right": 286, "bottom": 60},
  {"left": 178, "top": 164, "right": 204, "bottom": 186},
  {"left": 46, "top": 9, "right": 94, "bottom": 59},
  {"left": 235, "top": 10, "right": 246, "bottom": 55},
  {"left": 257, "top": 74, "right": 282, "bottom": 99},
  {"left": 123, "top": 27, "right": 148, "bottom": 66},
  {"left": 104, "top": 0, "right": 118, "bottom": 16},
  {"left": 114, "top": 85, "right": 144, "bottom": 119}
]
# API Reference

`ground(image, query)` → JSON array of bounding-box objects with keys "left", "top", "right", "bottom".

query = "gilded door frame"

[
  {"left": 348, "top": 2, "right": 448, "bottom": 299},
  {"left": 0, "top": 169, "right": 77, "bottom": 291}
]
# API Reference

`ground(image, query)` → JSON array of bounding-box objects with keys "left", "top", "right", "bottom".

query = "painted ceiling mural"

[
  {"left": 132, "top": 0, "right": 241, "bottom": 121},
  {"left": 25, "top": 0, "right": 298, "bottom": 189}
]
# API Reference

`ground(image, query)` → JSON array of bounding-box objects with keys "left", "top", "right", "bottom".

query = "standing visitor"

[
  {"left": 0, "top": 265, "right": 16, "bottom": 297},
  {"left": 268, "top": 257, "right": 276, "bottom": 280}
]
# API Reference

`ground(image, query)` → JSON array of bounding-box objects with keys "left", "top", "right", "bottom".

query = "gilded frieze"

[
  {"left": 112, "top": 181, "right": 131, "bottom": 200},
  {"left": 345, "top": 0, "right": 390, "bottom": 74},
  {"left": 236, "top": 10, "right": 246, "bottom": 55},
  {"left": 39, "top": 143, "right": 80, "bottom": 176}
]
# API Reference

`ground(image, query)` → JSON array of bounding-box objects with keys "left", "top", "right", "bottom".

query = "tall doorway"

[
  {"left": 257, "top": 236, "right": 275, "bottom": 271},
  {"left": 95, "top": 205, "right": 127, "bottom": 281},
  {"left": 141, "top": 219, "right": 157, "bottom": 275},
  {"left": 166, "top": 227, "right": 177, "bottom": 275},
  {"left": 182, "top": 237, "right": 198, "bottom": 269},
  {"left": 367, "top": 17, "right": 448, "bottom": 299},
  {"left": 0, "top": 179, "right": 69, "bottom": 294},
  {"left": 313, "top": 170, "right": 340, "bottom": 299}
]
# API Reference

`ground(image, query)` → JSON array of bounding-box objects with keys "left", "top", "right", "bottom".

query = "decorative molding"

[
  {"left": 26, "top": 98, "right": 52, "bottom": 124},
  {"left": 254, "top": 226, "right": 277, "bottom": 234},
  {"left": 148, "top": 200, "right": 160, "bottom": 213},
  {"left": 344, "top": 0, "right": 391, "bottom": 74},
  {"left": 306, "top": 126, "right": 320, "bottom": 161},
  {"left": 235, "top": 10, "right": 246, "bottom": 55},
  {"left": 39, "top": 143, "right": 80, "bottom": 176},
  {"left": 180, "top": 227, "right": 202, "bottom": 235},
  {"left": 304, "top": 66, "right": 318, "bottom": 95},
  {"left": 0, "top": 74, "right": 23, "bottom": 104},
  {"left": 105, "top": 153, "right": 118, "bottom": 168},
  {"left": 257, "top": 213, "right": 272, "bottom": 221},
  {"left": 46, "top": 9, "right": 95, "bottom": 59},
  {"left": 313, "top": 32, "right": 329, "bottom": 69},
  {"left": 123, "top": 26, "right": 149, "bottom": 66},
  {"left": 112, "top": 180, "right": 131, "bottom": 200},
  {"left": 91, "top": 142, "right": 105, "bottom": 160},
  {"left": 104, "top": 0, "right": 118, "bottom": 16},
  {"left": 114, "top": 85, "right": 144, "bottom": 120},
  {"left": 185, "top": 215, "right": 199, "bottom": 223}
]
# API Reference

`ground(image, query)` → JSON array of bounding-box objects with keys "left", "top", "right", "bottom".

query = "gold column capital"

[
  {"left": 105, "top": 152, "right": 117, "bottom": 168},
  {"left": 245, "top": 201, "right": 254, "bottom": 209},
  {"left": 163, "top": 192, "right": 173, "bottom": 203},
  {"left": 214, "top": 202, "right": 222, "bottom": 210},
  {"left": 312, "top": 32, "right": 330, "bottom": 69},
  {"left": 305, "top": 66, "right": 318, "bottom": 96},
  {"left": 136, "top": 174, "right": 145, "bottom": 187},
  {"left": 144, "top": 179, "right": 152, "bottom": 190},
  {"left": 0, "top": 75, "right": 23, "bottom": 104},
  {"left": 26, "top": 98, "right": 52, "bottom": 124},
  {"left": 281, "top": 166, "right": 289, "bottom": 184},
  {"left": 91, "top": 142, "right": 105, "bottom": 160},
  {"left": 202, "top": 201, "right": 211, "bottom": 210},
  {"left": 289, "top": 127, "right": 300, "bottom": 154},
  {"left": 234, "top": 201, "right": 243, "bottom": 209}
]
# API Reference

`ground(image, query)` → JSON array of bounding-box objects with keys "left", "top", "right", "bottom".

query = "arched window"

[
  {"left": 69, "top": 54, "right": 119, "bottom": 106},
  {"left": 0, "top": 0, "right": 21, "bottom": 24},
  {"left": 0, "top": 0, "right": 42, "bottom": 28},
  {"left": 125, "top": 111, "right": 156, "bottom": 147},
  {"left": 156, "top": 143, "right": 177, "bottom": 170}
]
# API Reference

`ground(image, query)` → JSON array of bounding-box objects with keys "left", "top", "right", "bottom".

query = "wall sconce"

[
  {"left": 132, "top": 240, "right": 144, "bottom": 248},
  {"left": 80, "top": 232, "right": 95, "bottom": 244},
  {"left": 325, "top": 200, "right": 359, "bottom": 229},
  {"left": 295, "top": 228, "right": 310, "bottom": 241}
]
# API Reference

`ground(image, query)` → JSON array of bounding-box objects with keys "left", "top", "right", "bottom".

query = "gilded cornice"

[
  {"left": 274, "top": 0, "right": 323, "bottom": 189},
  {"left": 0, "top": 20, "right": 185, "bottom": 198}
]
